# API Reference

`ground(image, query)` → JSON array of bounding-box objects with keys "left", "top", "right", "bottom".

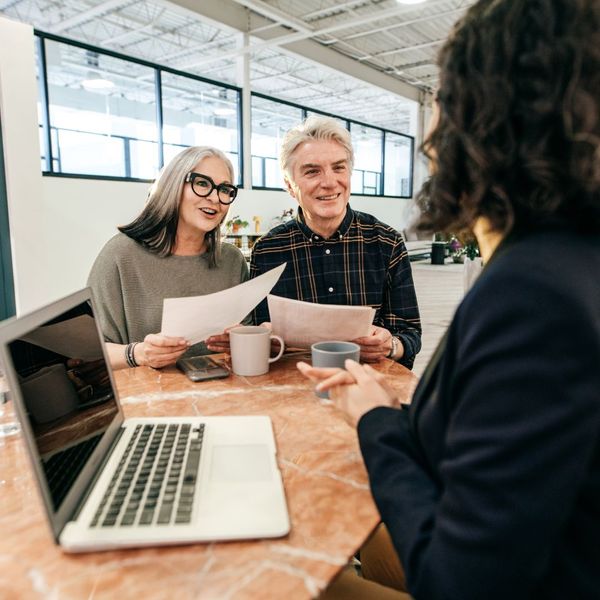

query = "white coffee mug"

[{"left": 229, "top": 326, "right": 285, "bottom": 376}]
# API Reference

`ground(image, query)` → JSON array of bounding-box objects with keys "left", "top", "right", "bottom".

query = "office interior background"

[{"left": 0, "top": 0, "right": 477, "bottom": 319}]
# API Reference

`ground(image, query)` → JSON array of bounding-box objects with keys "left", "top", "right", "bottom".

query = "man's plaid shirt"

[{"left": 249, "top": 207, "right": 422, "bottom": 368}]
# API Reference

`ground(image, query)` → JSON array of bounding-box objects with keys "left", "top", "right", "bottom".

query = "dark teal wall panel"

[{"left": 0, "top": 114, "right": 16, "bottom": 320}]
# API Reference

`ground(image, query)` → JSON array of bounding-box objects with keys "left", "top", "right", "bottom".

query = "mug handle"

[{"left": 268, "top": 335, "right": 285, "bottom": 363}]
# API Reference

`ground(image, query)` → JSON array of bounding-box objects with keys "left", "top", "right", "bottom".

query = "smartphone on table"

[{"left": 176, "top": 356, "right": 230, "bottom": 382}]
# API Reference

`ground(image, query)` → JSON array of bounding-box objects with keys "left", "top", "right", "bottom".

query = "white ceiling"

[{"left": 0, "top": 0, "right": 477, "bottom": 133}]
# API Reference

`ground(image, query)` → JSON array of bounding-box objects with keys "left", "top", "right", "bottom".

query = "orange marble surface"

[{"left": 0, "top": 354, "right": 417, "bottom": 599}]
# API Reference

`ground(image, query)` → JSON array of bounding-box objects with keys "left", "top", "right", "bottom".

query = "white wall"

[
  {"left": 0, "top": 17, "right": 419, "bottom": 313},
  {"left": 0, "top": 17, "right": 49, "bottom": 314},
  {"left": 40, "top": 177, "right": 418, "bottom": 303},
  {"left": 41, "top": 177, "right": 147, "bottom": 300}
]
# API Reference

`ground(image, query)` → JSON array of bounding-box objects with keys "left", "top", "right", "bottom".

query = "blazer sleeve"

[{"left": 358, "top": 267, "right": 600, "bottom": 600}]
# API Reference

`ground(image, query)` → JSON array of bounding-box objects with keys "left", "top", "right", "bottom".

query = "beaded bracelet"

[{"left": 125, "top": 342, "right": 139, "bottom": 368}]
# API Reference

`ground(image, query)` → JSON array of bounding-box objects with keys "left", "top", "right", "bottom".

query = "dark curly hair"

[{"left": 417, "top": 0, "right": 600, "bottom": 236}]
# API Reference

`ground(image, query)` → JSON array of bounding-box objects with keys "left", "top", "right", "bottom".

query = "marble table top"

[{"left": 0, "top": 353, "right": 417, "bottom": 599}]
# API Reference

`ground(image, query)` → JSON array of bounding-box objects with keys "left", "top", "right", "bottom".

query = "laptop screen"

[{"left": 6, "top": 298, "right": 119, "bottom": 512}]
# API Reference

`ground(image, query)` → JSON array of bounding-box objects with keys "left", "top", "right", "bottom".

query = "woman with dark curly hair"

[{"left": 299, "top": 0, "right": 600, "bottom": 598}]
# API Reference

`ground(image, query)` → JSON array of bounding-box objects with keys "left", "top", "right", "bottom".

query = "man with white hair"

[{"left": 250, "top": 116, "right": 421, "bottom": 367}]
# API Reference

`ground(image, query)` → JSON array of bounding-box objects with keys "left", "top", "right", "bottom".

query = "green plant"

[
  {"left": 225, "top": 215, "right": 249, "bottom": 230},
  {"left": 445, "top": 232, "right": 480, "bottom": 261},
  {"left": 447, "top": 235, "right": 463, "bottom": 263},
  {"left": 463, "top": 240, "right": 479, "bottom": 260}
]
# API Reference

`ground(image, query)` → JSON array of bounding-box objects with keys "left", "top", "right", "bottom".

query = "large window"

[
  {"left": 36, "top": 34, "right": 241, "bottom": 182},
  {"left": 254, "top": 99, "right": 414, "bottom": 198},
  {"left": 42, "top": 39, "right": 159, "bottom": 178},
  {"left": 351, "top": 123, "right": 383, "bottom": 196},
  {"left": 384, "top": 132, "right": 413, "bottom": 197},
  {"left": 35, "top": 33, "right": 414, "bottom": 197},
  {"left": 251, "top": 95, "right": 303, "bottom": 189},
  {"left": 306, "top": 111, "right": 348, "bottom": 130},
  {"left": 161, "top": 73, "right": 240, "bottom": 182}
]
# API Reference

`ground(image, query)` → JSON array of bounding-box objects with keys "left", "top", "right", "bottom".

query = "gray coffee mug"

[{"left": 311, "top": 341, "right": 361, "bottom": 398}]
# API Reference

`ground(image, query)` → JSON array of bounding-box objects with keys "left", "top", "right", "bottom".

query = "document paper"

[
  {"left": 161, "top": 263, "right": 286, "bottom": 344},
  {"left": 267, "top": 294, "right": 375, "bottom": 348},
  {"left": 20, "top": 315, "right": 104, "bottom": 361}
]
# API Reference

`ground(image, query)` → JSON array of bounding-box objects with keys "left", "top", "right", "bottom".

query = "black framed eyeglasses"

[{"left": 185, "top": 172, "right": 238, "bottom": 205}]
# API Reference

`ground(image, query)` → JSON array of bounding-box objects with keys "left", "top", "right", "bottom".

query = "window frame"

[
  {"left": 35, "top": 30, "right": 243, "bottom": 184},
  {"left": 250, "top": 91, "right": 414, "bottom": 198},
  {"left": 34, "top": 31, "right": 414, "bottom": 198}
]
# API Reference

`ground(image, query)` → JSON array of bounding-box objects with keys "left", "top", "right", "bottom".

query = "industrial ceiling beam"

[
  {"left": 324, "top": 5, "right": 464, "bottom": 44},
  {"left": 49, "top": 0, "right": 133, "bottom": 34},
  {"left": 166, "top": 0, "right": 420, "bottom": 101},
  {"left": 362, "top": 38, "right": 445, "bottom": 61}
]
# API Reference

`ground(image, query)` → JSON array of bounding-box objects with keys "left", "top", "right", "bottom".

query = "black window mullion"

[
  {"left": 380, "top": 130, "right": 386, "bottom": 196},
  {"left": 237, "top": 89, "right": 243, "bottom": 187},
  {"left": 408, "top": 137, "right": 415, "bottom": 197},
  {"left": 155, "top": 68, "right": 164, "bottom": 170},
  {"left": 36, "top": 36, "right": 53, "bottom": 173}
]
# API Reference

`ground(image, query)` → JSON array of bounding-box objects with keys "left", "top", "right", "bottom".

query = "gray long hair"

[{"left": 119, "top": 146, "right": 235, "bottom": 267}]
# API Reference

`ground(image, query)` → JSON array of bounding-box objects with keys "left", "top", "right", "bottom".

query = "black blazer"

[{"left": 358, "top": 229, "right": 600, "bottom": 600}]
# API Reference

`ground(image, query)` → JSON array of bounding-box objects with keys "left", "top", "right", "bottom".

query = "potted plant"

[
  {"left": 449, "top": 235, "right": 464, "bottom": 263},
  {"left": 459, "top": 236, "right": 482, "bottom": 292},
  {"left": 225, "top": 216, "right": 249, "bottom": 234},
  {"left": 269, "top": 208, "right": 295, "bottom": 229}
]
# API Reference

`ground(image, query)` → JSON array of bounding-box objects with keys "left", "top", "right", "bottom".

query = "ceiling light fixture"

[
  {"left": 213, "top": 108, "right": 236, "bottom": 116},
  {"left": 81, "top": 50, "right": 115, "bottom": 91},
  {"left": 396, "top": 0, "right": 428, "bottom": 4},
  {"left": 81, "top": 78, "right": 115, "bottom": 91}
]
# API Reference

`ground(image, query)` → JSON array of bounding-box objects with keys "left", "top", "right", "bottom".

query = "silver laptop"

[{"left": 0, "top": 288, "right": 289, "bottom": 552}]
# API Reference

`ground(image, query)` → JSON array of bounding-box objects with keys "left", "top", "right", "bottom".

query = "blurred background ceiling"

[{"left": 0, "top": 0, "right": 477, "bottom": 133}]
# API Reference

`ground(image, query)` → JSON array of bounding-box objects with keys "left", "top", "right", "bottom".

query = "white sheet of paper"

[
  {"left": 20, "top": 315, "right": 104, "bottom": 361},
  {"left": 161, "top": 263, "right": 286, "bottom": 344},
  {"left": 267, "top": 294, "right": 375, "bottom": 348}
]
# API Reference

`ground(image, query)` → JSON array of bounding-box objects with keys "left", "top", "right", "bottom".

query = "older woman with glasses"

[{"left": 88, "top": 146, "right": 248, "bottom": 369}]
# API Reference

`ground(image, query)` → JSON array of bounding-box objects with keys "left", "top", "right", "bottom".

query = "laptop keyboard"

[
  {"left": 44, "top": 433, "right": 103, "bottom": 510},
  {"left": 91, "top": 423, "right": 205, "bottom": 528}
]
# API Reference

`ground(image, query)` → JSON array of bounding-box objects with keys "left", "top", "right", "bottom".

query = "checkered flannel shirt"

[{"left": 249, "top": 207, "right": 422, "bottom": 368}]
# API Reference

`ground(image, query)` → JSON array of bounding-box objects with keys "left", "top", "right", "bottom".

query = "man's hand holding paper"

[
  {"left": 267, "top": 295, "right": 377, "bottom": 359},
  {"left": 352, "top": 325, "right": 398, "bottom": 363}
]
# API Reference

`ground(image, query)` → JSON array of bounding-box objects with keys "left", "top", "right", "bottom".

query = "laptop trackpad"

[{"left": 210, "top": 444, "right": 273, "bottom": 482}]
